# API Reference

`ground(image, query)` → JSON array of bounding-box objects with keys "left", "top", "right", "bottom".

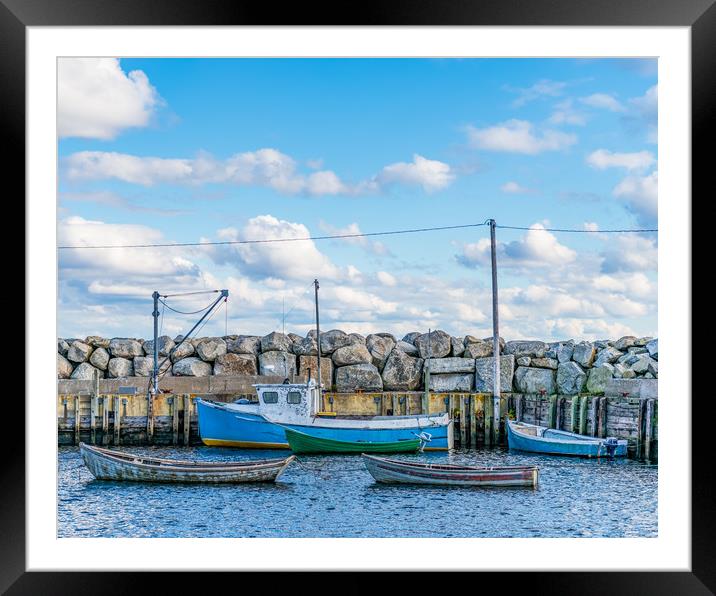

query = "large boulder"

[
  {"left": 195, "top": 338, "right": 227, "bottom": 362},
  {"left": 143, "top": 335, "right": 175, "bottom": 357},
  {"left": 319, "top": 329, "right": 360, "bottom": 355},
  {"left": 451, "top": 337, "right": 465, "bottom": 357},
  {"left": 172, "top": 357, "right": 212, "bottom": 377},
  {"left": 381, "top": 349, "right": 423, "bottom": 391},
  {"left": 287, "top": 333, "right": 303, "bottom": 344},
  {"left": 67, "top": 340, "right": 93, "bottom": 363},
  {"left": 594, "top": 347, "right": 623, "bottom": 367},
  {"left": 57, "top": 354, "right": 73, "bottom": 378},
  {"left": 365, "top": 334, "right": 395, "bottom": 370},
  {"left": 107, "top": 357, "right": 134, "bottom": 378},
  {"left": 335, "top": 363, "right": 383, "bottom": 392},
  {"left": 85, "top": 335, "right": 110, "bottom": 349},
  {"left": 109, "top": 338, "right": 144, "bottom": 359},
  {"left": 463, "top": 341, "right": 493, "bottom": 359},
  {"left": 401, "top": 332, "right": 421, "bottom": 345},
  {"left": 89, "top": 347, "right": 110, "bottom": 370},
  {"left": 530, "top": 357, "right": 558, "bottom": 370},
  {"left": 630, "top": 355, "right": 657, "bottom": 375},
  {"left": 260, "top": 332, "right": 293, "bottom": 353},
  {"left": 514, "top": 366, "right": 556, "bottom": 394},
  {"left": 258, "top": 351, "right": 297, "bottom": 377},
  {"left": 297, "top": 355, "right": 333, "bottom": 389},
  {"left": 332, "top": 344, "right": 373, "bottom": 366},
  {"left": 70, "top": 362, "right": 101, "bottom": 380},
  {"left": 549, "top": 341, "right": 575, "bottom": 363},
  {"left": 556, "top": 362, "right": 587, "bottom": 394},
  {"left": 572, "top": 341, "right": 596, "bottom": 368},
  {"left": 613, "top": 336, "right": 637, "bottom": 350},
  {"left": 58, "top": 338, "right": 69, "bottom": 355},
  {"left": 414, "top": 330, "right": 452, "bottom": 359},
  {"left": 425, "top": 357, "right": 475, "bottom": 374},
  {"left": 429, "top": 374, "right": 473, "bottom": 392},
  {"left": 226, "top": 335, "right": 262, "bottom": 355},
  {"left": 395, "top": 340, "right": 420, "bottom": 356},
  {"left": 646, "top": 338, "right": 658, "bottom": 359},
  {"left": 133, "top": 356, "right": 171, "bottom": 377},
  {"left": 213, "top": 353, "right": 258, "bottom": 376},
  {"left": 504, "top": 340, "right": 547, "bottom": 358},
  {"left": 516, "top": 356, "right": 531, "bottom": 367},
  {"left": 634, "top": 336, "right": 654, "bottom": 347},
  {"left": 292, "top": 336, "right": 319, "bottom": 356},
  {"left": 586, "top": 364, "right": 615, "bottom": 394},
  {"left": 170, "top": 341, "right": 195, "bottom": 362},
  {"left": 474, "top": 355, "right": 515, "bottom": 393}
]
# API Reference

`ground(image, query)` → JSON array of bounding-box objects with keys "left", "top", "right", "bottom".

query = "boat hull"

[
  {"left": 284, "top": 427, "right": 422, "bottom": 454},
  {"left": 196, "top": 398, "right": 452, "bottom": 450},
  {"left": 79, "top": 443, "right": 295, "bottom": 483},
  {"left": 506, "top": 420, "right": 628, "bottom": 457},
  {"left": 362, "top": 455, "right": 539, "bottom": 487}
]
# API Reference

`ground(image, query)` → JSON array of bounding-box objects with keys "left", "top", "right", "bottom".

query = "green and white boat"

[{"left": 282, "top": 426, "right": 429, "bottom": 454}]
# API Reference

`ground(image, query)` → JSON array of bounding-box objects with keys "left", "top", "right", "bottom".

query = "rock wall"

[{"left": 57, "top": 331, "right": 658, "bottom": 395}]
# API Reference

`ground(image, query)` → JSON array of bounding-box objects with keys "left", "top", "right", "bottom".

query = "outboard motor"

[{"left": 603, "top": 437, "right": 619, "bottom": 458}]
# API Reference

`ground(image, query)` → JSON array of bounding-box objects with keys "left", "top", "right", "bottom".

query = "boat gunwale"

[
  {"left": 507, "top": 420, "right": 628, "bottom": 447},
  {"left": 361, "top": 453, "right": 539, "bottom": 473},
  {"left": 282, "top": 426, "right": 422, "bottom": 452}
]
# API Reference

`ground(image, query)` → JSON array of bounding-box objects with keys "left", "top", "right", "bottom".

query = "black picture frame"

[{"left": 5, "top": 0, "right": 707, "bottom": 592}]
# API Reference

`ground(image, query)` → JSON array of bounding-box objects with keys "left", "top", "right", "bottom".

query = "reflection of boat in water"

[
  {"left": 196, "top": 381, "right": 453, "bottom": 450},
  {"left": 79, "top": 442, "right": 295, "bottom": 483},
  {"left": 282, "top": 425, "right": 427, "bottom": 454},
  {"left": 506, "top": 420, "right": 627, "bottom": 458},
  {"left": 362, "top": 454, "right": 539, "bottom": 487}
]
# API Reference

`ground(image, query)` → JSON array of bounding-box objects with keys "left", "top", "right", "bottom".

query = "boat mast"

[{"left": 314, "top": 279, "right": 323, "bottom": 410}]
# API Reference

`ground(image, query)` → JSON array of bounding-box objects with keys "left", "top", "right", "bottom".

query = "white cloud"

[
  {"left": 500, "top": 181, "right": 531, "bottom": 194},
  {"left": 600, "top": 233, "right": 658, "bottom": 273},
  {"left": 627, "top": 85, "right": 658, "bottom": 143},
  {"left": 580, "top": 93, "right": 626, "bottom": 112},
  {"left": 206, "top": 215, "right": 340, "bottom": 281},
  {"left": 377, "top": 154, "right": 454, "bottom": 192},
  {"left": 58, "top": 58, "right": 161, "bottom": 140},
  {"left": 548, "top": 99, "right": 587, "bottom": 126},
  {"left": 466, "top": 120, "right": 577, "bottom": 155},
  {"left": 377, "top": 271, "right": 397, "bottom": 287},
  {"left": 457, "top": 223, "right": 577, "bottom": 269},
  {"left": 317, "top": 221, "right": 391, "bottom": 256},
  {"left": 613, "top": 170, "right": 658, "bottom": 227},
  {"left": 583, "top": 222, "right": 600, "bottom": 232},
  {"left": 506, "top": 79, "right": 567, "bottom": 107},
  {"left": 586, "top": 149, "right": 655, "bottom": 171}
]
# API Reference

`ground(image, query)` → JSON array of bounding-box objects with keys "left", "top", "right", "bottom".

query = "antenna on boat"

[{"left": 314, "top": 279, "right": 323, "bottom": 410}]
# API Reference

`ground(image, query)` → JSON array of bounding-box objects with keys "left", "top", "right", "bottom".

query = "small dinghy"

[
  {"left": 283, "top": 426, "right": 427, "bottom": 454},
  {"left": 506, "top": 420, "right": 628, "bottom": 458},
  {"left": 362, "top": 454, "right": 539, "bottom": 488},
  {"left": 79, "top": 442, "right": 295, "bottom": 483}
]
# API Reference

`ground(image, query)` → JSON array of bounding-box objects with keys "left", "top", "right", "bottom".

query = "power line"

[{"left": 57, "top": 221, "right": 657, "bottom": 250}]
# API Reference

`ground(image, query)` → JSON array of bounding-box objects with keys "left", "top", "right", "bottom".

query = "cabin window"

[
  {"left": 287, "top": 391, "right": 302, "bottom": 404},
  {"left": 262, "top": 391, "right": 279, "bottom": 404}
]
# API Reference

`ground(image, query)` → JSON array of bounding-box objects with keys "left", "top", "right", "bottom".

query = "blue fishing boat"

[
  {"left": 506, "top": 419, "right": 627, "bottom": 458},
  {"left": 196, "top": 380, "right": 453, "bottom": 451}
]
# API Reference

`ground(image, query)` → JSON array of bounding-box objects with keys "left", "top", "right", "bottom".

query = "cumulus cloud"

[
  {"left": 377, "top": 271, "right": 397, "bottom": 287},
  {"left": 600, "top": 233, "right": 658, "bottom": 273},
  {"left": 613, "top": 170, "right": 658, "bottom": 227},
  {"left": 317, "top": 221, "right": 391, "bottom": 256},
  {"left": 586, "top": 149, "right": 655, "bottom": 171},
  {"left": 466, "top": 120, "right": 577, "bottom": 155},
  {"left": 58, "top": 58, "right": 162, "bottom": 140},
  {"left": 505, "top": 79, "right": 567, "bottom": 107},
  {"left": 63, "top": 149, "right": 454, "bottom": 195},
  {"left": 376, "top": 154, "right": 454, "bottom": 192},
  {"left": 548, "top": 99, "right": 587, "bottom": 126},
  {"left": 500, "top": 181, "right": 531, "bottom": 194},
  {"left": 457, "top": 223, "right": 577, "bottom": 270},
  {"left": 580, "top": 93, "right": 626, "bottom": 112}
]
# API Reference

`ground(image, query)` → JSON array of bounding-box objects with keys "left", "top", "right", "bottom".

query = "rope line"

[{"left": 158, "top": 298, "right": 218, "bottom": 315}]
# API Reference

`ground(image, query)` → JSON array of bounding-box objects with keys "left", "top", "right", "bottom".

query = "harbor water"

[{"left": 58, "top": 446, "right": 657, "bottom": 538}]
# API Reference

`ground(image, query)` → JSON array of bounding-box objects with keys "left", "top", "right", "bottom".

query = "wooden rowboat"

[
  {"left": 362, "top": 454, "right": 539, "bottom": 488},
  {"left": 283, "top": 426, "right": 424, "bottom": 454},
  {"left": 79, "top": 442, "right": 295, "bottom": 483},
  {"left": 506, "top": 420, "right": 628, "bottom": 458}
]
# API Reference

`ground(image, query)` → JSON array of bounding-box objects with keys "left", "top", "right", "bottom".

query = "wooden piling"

[
  {"left": 183, "top": 394, "right": 191, "bottom": 446},
  {"left": 101, "top": 396, "right": 109, "bottom": 445},
  {"left": 578, "top": 395, "right": 588, "bottom": 435},
  {"left": 171, "top": 396, "right": 179, "bottom": 446},
  {"left": 484, "top": 393, "right": 493, "bottom": 447},
  {"left": 469, "top": 395, "right": 477, "bottom": 448},
  {"left": 644, "top": 398, "right": 654, "bottom": 462},
  {"left": 113, "top": 395, "right": 121, "bottom": 446},
  {"left": 590, "top": 397, "right": 599, "bottom": 437},
  {"left": 636, "top": 398, "right": 645, "bottom": 460},
  {"left": 459, "top": 395, "right": 467, "bottom": 448},
  {"left": 74, "top": 395, "right": 81, "bottom": 446},
  {"left": 515, "top": 394, "right": 523, "bottom": 422},
  {"left": 146, "top": 393, "right": 155, "bottom": 445},
  {"left": 557, "top": 397, "right": 565, "bottom": 431},
  {"left": 90, "top": 395, "right": 97, "bottom": 445},
  {"left": 598, "top": 397, "right": 607, "bottom": 438},
  {"left": 570, "top": 397, "right": 579, "bottom": 433},
  {"left": 547, "top": 394, "right": 557, "bottom": 429}
]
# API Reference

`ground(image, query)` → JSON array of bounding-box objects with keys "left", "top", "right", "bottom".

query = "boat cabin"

[{"left": 249, "top": 380, "right": 322, "bottom": 423}]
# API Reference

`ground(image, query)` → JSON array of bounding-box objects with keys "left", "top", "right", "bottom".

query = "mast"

[
  {"left": 314, "top": 279, "right": 323, "bottom": 410},
  {"left": 151, "top": 291, "right": 160, "bottom": 396},
  {"left": 423, "top": 328, "right": 432, "bottom": 414},
  {"left": 488, "top": 219, "right": 501, "bottom": 444}
]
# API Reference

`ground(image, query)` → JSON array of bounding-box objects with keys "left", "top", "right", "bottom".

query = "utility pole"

[
  {"left": 152, "top": 291, "right": 160, "bottom": 396},
  {"left": 488, "top": 219, "right": 501, "bottom": 444},
  {"left": 423, "top": 328, "right": 432, "bottom": 414},
  {"left": 314, "top": 279, "right": 323, "bottom": 410}
]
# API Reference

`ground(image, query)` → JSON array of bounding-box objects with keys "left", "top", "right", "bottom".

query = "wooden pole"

[
  {"left": 171, "top": 396, "right": 179, "bottom": 446},
  {"left": 101, "top": 396, "right": 109, "bottom": 445},
  {"left": 459, "top": 394, "right": 467, "bottom": 447},
  {"left": 183, "top": 394, "right": 191, "bottom": 446},
  {"left": 488, "top": 219, "right": 500, "bottom": 445},
  {"left": 113, "top": 395, "right": 121, "bottom": 445},
  {"left": 470, "top": 395, "right": 477, "bottom": 448},
  {"left": 74, "top": 395, "right": 81, "bottom": 446},
  {"left": 644, "top": 398, "right": 654, "bottom": 462}
]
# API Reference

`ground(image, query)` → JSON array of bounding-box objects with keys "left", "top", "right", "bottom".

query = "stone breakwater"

[{"left": 57, "top": 330, "right": 658, "bottom": 395}]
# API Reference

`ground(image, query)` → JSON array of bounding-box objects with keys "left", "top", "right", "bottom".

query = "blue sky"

[{"left": 57, "top": 58, "right": 657, "bottom": 341}]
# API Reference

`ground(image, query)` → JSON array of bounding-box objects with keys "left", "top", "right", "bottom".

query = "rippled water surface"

[{"left": 58, "top": 446, "right": 657, "bottom": 538}]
